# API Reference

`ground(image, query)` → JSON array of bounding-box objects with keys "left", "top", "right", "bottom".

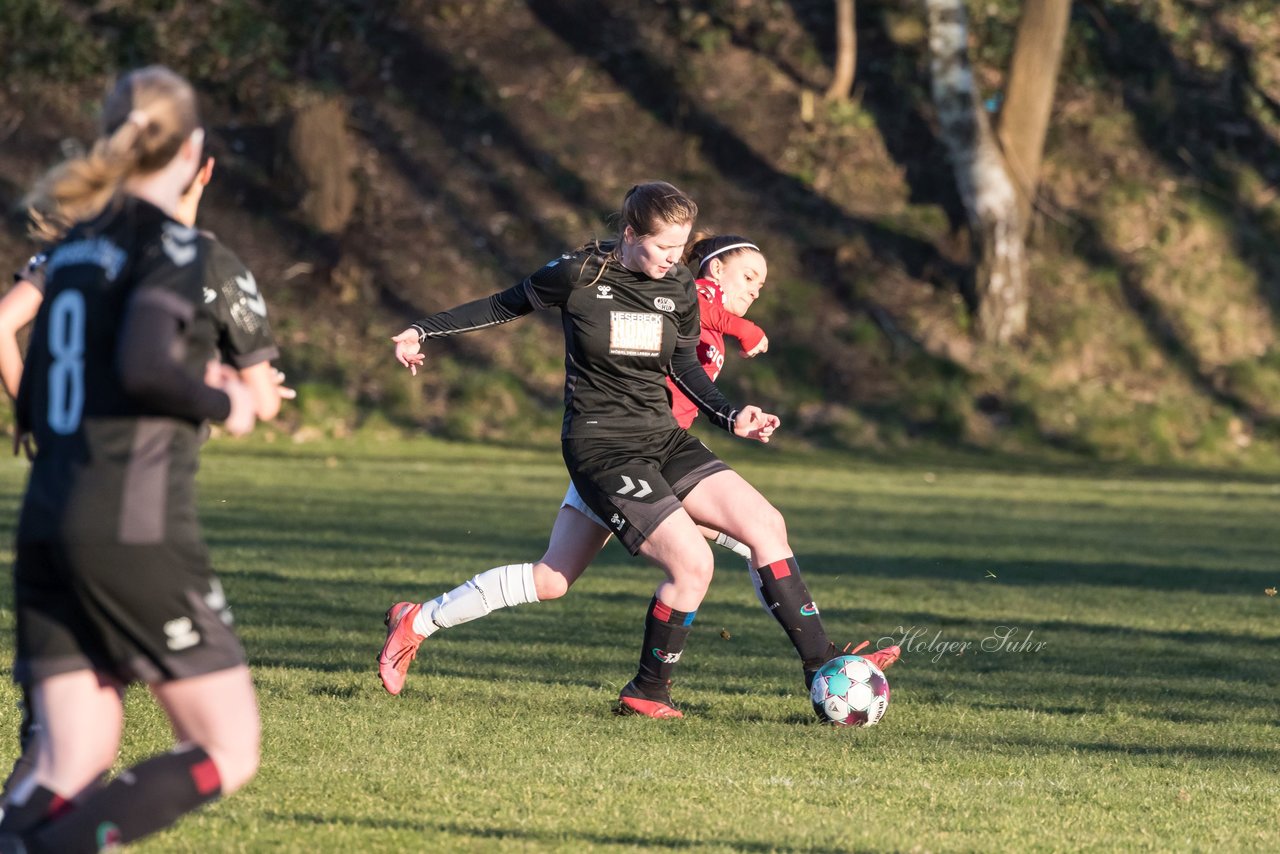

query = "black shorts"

[
  {"left": 13, "top": 540, "right": 245, "bottom": 686},
  {"left": 563, "top": 427, "right": 731, "bottom": 555}
]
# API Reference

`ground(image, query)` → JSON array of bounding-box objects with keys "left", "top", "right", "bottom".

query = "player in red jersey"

[
  {"left": 666, "top": 236, "right": 768, "bottom": 432},
  {"left": 378, "top": 233, "right": 899, "bottom": 713}
]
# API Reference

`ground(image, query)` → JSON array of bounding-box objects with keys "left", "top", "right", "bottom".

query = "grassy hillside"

[{"left": 1, "top": 0, "right": 1279, "bottom": 466}]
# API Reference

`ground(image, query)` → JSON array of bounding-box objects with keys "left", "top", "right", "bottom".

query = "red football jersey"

[{"left": 667, "top": 278, "right": 765, "bottom": 429}]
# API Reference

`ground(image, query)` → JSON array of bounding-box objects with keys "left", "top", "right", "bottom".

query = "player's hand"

[
  {"left": 392, "top": 328, "right": 425, "bottom": 375},
  {"left": 272, "top": 368, "right": 297, "bottom": 401},
  {"left": 209, "top": 364, "right": 256, "bottom": 437},
  {"left": 733, "top": 405, "right": 780, "bottom": 443},
  {"left": 742, "top": 334, "right": 769, "bottom": 358}
]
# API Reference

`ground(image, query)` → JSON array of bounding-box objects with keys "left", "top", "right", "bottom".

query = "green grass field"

[{"left": 0, "top": 436, "right": 1276, "bottom": 852}]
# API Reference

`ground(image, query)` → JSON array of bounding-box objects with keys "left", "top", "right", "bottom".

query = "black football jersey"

[
  {"left": 196, "top": 235, "right": 279, "bottom": 370},
  {"left": 410, "top": 251, "right": 738, "bottom": 439},
  {"left": 525, "top": 252, "right": 701, "bottom": 438},
  {"left": 13, "top": 235, "right": 277, "bottom": 370},
  {"left": 16, "top": 197, "right": 215, "bottom": 544}
]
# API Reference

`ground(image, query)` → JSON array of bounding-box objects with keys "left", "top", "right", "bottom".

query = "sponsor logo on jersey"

[
  {"left": 47, "top": 238, "right": 128, "bottom": 281},
  {"left": 164, "top": 617, "right": 201, "bottom": 651},
  {"left": 596, "top": 285, "right": 613, "bottom": 299},
  {"left": 651, "top": 647, "right": 682, "bottom": 664},
  {"left": 703, "top": 342, "right": 726, "bottom": 374},
  {"left": 610, "top": 513, "right": 626, "bottom": 531},
  {"left": 800, "top": 602, "right": 820, "bottom": 616},
  {"left": 609, "top": 311, "right": 663, "bottom": 356},
  {"left": 653, "top": 296, "right": 676, "bottom": 312}
]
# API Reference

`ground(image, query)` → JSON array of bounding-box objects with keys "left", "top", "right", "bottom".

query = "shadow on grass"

[
  {"left": 967, "top": 701, "right": 1235, "bottom": 727},
  {"left": 240, "top": 597, "right": 1279, "bottom": 722},
  {"left": 983, "top": 736, "right": 1280, "bottom": 768},
  {"left": 275, "top": 812, "right": 848, "bottom": 852},
  {"left": 796, "top": 553, "right": 1276, "bottom": 595}
]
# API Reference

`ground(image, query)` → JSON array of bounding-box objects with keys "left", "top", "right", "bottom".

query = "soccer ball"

[{"left": 810, "top": 654, "right": 890, "bottom": 727}]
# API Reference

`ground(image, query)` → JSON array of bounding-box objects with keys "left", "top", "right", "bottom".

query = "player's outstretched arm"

[{"left": 395, "top": 282, "right": 538, "bottom": 376}]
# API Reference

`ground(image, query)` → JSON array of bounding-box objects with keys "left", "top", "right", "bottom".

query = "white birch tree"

[
  {"left": 824, "top": 0, "right": 857, "bottom": 102},
  {"left": 923, "top": 0, "right": 1071, "bottom": 344}
]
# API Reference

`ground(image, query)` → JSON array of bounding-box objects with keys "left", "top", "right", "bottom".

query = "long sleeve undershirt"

[
  {"left": 117, "top": 288, "right": 231, "bottom": 423},
  {"left": 669, "top": 343, "right": 738, "bottom": 433},
  {"left": 409, "top": 284, "right": 533, "bottom": 340}
]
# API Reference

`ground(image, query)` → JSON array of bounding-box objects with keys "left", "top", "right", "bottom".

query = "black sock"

[
  {"left": 0, "top": 785, "right": 73, "bottom": 835},
  {"left": 632, "top": 597, "right": 695, "bottom": 699},
  {"left": 756, "top": 558, "right": 835, "bottom": 673},
  {"left": 29, "top": 745, "right": 221, "bottom": 854}
]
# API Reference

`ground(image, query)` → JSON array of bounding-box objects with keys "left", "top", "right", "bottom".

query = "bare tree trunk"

[
  {"left": 824, "top": 0, "right": 857, "bottom": 101},
  {"left": 997, "top": 0, "right": 1072, "bottom": 230},
  {"left": 287, "top": 98, "right": 357, "bottom": 237},
  {"left": 924, "top": 0, "right": 1026, "bottom": 344}
]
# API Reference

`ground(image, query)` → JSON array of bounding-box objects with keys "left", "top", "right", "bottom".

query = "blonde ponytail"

[
  {"left": 25, "top": 66, "right": 199, "bottom": 241},
  {"left": 27, "top": 121, "right": 149, "bottom": 241}
]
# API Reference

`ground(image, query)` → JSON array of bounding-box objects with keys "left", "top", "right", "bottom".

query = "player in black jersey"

[
  {"left": 0, "top": 67, "right": 262, "bottom": 853},
  {"left": 0, "top": 153, "right": 291, "bottom": 816},
  {"left": 1, "top": 157, "right": 291, "bottom": 420},
  {"left": 378, "top": 234, "right": 901, "bottom": 710},
  {"left": 388, "top": 182, "right": 851, "bottom": 718}
]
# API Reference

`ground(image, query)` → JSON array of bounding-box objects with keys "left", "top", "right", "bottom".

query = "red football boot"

[
  {"left": 616, "top": 681, "right": 683, "bottom": 719},
  {"left": 378, "top": 601, "right": 425, "bottom": 695},
  {"left": 847, "top": 640, "right": 901, "bottom": 672}
]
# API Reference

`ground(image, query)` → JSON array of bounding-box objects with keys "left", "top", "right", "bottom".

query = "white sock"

[
  {"left": 412, "top": 563, "right": 538, "bottom": 637},
  {"left": 711, "top": 533, "right": 768, "bottom": 612},
  {"left": 714, "top": 532, "right": 753, "bottom": 559},
  {"left": 747, "top": 558, "right": 770, "bottom": 613}
]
